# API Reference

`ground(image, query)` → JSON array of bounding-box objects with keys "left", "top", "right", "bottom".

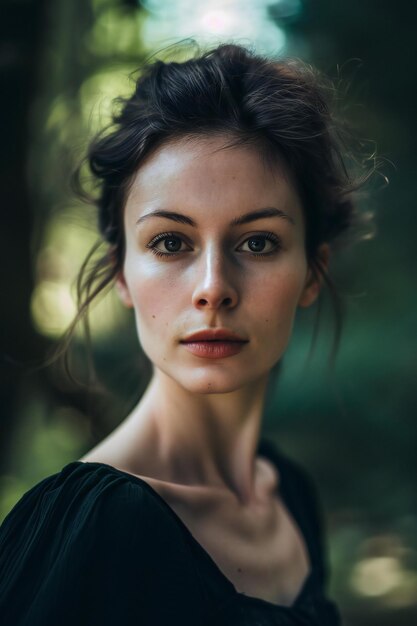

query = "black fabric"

[{"left": 0, "top": 438, "right": 341, "bottom": 625}]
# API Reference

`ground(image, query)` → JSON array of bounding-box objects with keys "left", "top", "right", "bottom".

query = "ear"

[
  {"left": 298, "top": 243, "right": 330, "bottom": 309},
  {"left": 115, "top": 271, "right": 133, "bottom": 308}
]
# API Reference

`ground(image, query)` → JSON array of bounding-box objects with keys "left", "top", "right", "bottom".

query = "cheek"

[
  {"left": 254, "top": 264, "right": 305, "bottom": 311},
  {"left": 124, "top": 259, "right": 185, "bottom": 333},
  {"left": 251, "top": 265, "right": 307, "bottom": 341}
]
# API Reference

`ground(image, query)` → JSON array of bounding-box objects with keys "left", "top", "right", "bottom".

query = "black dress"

[{"left": 0, "top": 438, "right": 341, "bottom": 625}]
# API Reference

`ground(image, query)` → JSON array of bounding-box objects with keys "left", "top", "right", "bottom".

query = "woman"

[{"left": 0, "top": 43, "right": 370, "bottom": 625}]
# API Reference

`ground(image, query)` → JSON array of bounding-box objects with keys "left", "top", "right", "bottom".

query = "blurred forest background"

[{"left": 1, "top": 0, "right": 416, "bottom": 624}]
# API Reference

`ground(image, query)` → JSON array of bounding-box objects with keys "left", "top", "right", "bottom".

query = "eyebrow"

[{"left": 136, "top": 207, "right": 295, "bottom": 227}]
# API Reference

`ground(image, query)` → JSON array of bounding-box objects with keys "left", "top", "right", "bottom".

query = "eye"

[
  {"left": 238, "top": 232, "right": 282, "bottom": 257},
  {"left": 146, "top": 232, "right": 191, "bottom": 257}
]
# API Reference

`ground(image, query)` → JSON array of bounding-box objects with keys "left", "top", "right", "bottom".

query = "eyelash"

[{"left": 145, "top": 231, "right": 282, "bottom": 258}]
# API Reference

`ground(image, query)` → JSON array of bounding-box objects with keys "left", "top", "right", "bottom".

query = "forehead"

[{"left": 124, "top": 135, "right": 304, "bottom": 227}]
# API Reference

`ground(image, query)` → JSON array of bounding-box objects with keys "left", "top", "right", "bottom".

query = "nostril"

[
  {"left": 198, "top": 297, "right": 233, "bottom": 306},
  {"left": 195, "top": 293, "right": 236, "bottom": 308}
]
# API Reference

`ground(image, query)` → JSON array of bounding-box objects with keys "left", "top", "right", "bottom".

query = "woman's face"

[{"left": 118, "top": 136, "right": 323, "bottom": 394}]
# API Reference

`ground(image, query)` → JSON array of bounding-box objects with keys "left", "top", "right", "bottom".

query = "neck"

[{"left": 119, "top": 368, "right": 270, "bottom": 505}]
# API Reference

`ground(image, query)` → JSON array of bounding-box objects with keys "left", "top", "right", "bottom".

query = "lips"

[
  {"left": 180, "top": 329, "right": 248, "bottom": 359},
  {"left": 180, "top": 328, "right": 248, "bottom": 343}
]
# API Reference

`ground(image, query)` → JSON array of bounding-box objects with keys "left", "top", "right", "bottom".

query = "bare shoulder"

[{"left": 255, "top": 454, "right": 281, "bottom": 499}]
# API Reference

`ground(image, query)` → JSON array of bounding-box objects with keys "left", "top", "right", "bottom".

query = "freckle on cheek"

[{"left": 152, "top": 315, "right": 156, "bottom": 319}]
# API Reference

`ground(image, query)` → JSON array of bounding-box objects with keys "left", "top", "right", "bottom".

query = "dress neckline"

[{"left": 69, "top": 438, "right": 315, "bottom": 611}]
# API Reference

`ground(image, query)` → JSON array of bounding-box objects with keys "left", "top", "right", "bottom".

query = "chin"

[
  {"left": 181, "top": 374, "right": 244, "bottom": 395},
  {"left": 163, "top": 364, "right": 267, "bottom": 395}
]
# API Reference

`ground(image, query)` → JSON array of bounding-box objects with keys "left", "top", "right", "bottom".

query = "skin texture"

[
  {"left": 81, "top": 135, "right": 328, "bottom": 605},
  {"left": 121, "top": 138, "right": 313, "bottom": 388}
]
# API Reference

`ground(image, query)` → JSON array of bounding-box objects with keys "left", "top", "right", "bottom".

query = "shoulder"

[
  {"left": 259, "top": 437, "right": 323, "bottom": 511},
  {"left": 0, "top": 460, "right": 203, "bottom": 602},
  {"left": 0, "top": 462, "right": 210, "bottom": 625},
  {"left": 258, "top": 438, "right": 329, "bottom": 585},
  {"left": 0, "top": 461, "right": 187, "bottom": 555}
]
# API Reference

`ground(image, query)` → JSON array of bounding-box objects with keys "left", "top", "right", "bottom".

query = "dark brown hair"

[{"left": 60, "top": 42, "right": 375, "bottom": 380}]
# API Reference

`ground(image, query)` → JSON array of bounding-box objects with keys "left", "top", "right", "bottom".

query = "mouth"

[
  {"left": 182, "top": 339, "right": 245, "bottom": 343},
  {"left": 180, "top": 339, "right": 248, "bottom": 359},
  {"left": 180, "top": 328, "right": 248, "bottom": 343}
]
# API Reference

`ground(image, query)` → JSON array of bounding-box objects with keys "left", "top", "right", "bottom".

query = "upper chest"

[
  {"left": 151, "top": 468, "right": 311, "bottom": 606},
  {"left": 81, "top": 452, "right": 312, "bottom": 606}
]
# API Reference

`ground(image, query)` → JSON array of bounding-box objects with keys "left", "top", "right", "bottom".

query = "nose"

[{"left": 191, "top": 245, "right": 239, "bottom": 311}]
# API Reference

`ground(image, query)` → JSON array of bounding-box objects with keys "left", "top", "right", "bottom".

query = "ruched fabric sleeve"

[{"left": 0, "top": 462, "right": 210, "bottom": 626}]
